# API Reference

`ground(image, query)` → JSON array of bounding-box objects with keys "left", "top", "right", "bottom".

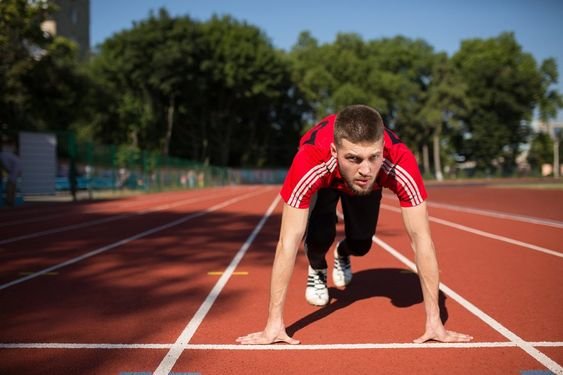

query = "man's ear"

[{"left": 330, "top": 142, "right": 337, "bottom": 158}]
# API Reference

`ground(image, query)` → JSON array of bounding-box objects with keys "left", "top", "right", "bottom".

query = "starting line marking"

[
  {"left": 0, "top": 341, "right": 561, "bottom": 350},
  {"left": 208, "top": 271, "right": 248, "bottom": 276}
]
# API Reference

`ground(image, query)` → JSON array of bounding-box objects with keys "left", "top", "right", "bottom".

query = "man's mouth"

[{"left": 355, "top": 179, "right": 370, "bottom": 187}]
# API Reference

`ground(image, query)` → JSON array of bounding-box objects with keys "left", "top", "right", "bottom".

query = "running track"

[{"left": 0, "top": 184, "right": 561, "bottom": 374}]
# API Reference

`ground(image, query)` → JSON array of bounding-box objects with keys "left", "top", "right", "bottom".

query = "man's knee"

[
  {"left": 345, "top": 238, "right": 372, "bottom": 256},
  {"left": 305, "top": 235, "right": 335, "bottom": 252},
  {"left": 305, "top": 220, "right": 336, "bottom": 251}
]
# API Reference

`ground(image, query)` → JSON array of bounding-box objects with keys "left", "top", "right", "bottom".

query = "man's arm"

[
  {"left": 401, "top": 201, "right": 473, "bottom": 343},
  {"left": 236, "top": 202, "right": 309, "bottom": 345}
]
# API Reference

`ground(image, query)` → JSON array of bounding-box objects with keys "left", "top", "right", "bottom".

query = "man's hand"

[
  {"left": 236, "top": 326, "right": 300, "bottom": 345},
  {"left": 414, "top": 321, "right": 473, "bottom": 343},
  {"left": 235, "top": 204, "right": 308, "bottom": 346}
]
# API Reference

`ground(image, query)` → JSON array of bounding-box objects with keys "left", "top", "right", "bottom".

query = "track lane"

[
  {"left": 2, "top": 185, "right": 561, "bottom": 375},
  {"left": 0, "top": 348, "right": 167, "bottom": 375},
  {"left": 0, "top": 189, "right": 280, "bottom": 374},
  {"left": 0, "top": 187, "right": 248, "bottom": 240},
  {"left": 375, "top": 205, "right": 563, "bottom": 342},
  {"left": 0, "top": 188, "right": 259, "bottom": 285},
  {"left": 381, "top": 198, "right": 562, "bottom": 253},
  {"left": 424, "top": 186, "right": 563, "bottom": 221},
  {"left": 178, "top": 197, "right": 558, "bottom": 374}
]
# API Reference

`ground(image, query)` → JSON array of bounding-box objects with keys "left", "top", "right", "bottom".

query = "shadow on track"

[{"left": 287, "top": 268, "right": 448, "bottom": 336}]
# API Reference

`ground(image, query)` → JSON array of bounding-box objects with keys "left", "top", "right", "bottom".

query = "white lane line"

[
  {"left": 153, "top": 195, "right": 281, "bottom": 375},
  {"left": 427, "top": 201, "right": 563, "bottom": 229},
  {"left": 1, "top": 341, "right": 561, "bottom": 350},
  {"left": 372, "top": 235, "right": 563, "bottom": 375},
  {"left": 0, "top": 188, "right": 270, "bottom": 291},
  {"left": 382, "top": 195, "right": 563, "bottom": 229},
  {"left": 184, "top": 341, "right": 560, "bottom": 350},
  {"left": 380, "top": 204, "right": 563, "bottom": 258},
  {"left": 0, "top": 190, "right": 237, "bottom": 245}
]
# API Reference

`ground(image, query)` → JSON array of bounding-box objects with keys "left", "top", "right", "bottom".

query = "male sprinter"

[{"left": 236, "top": 105, "right": 472, "bottom": 345}]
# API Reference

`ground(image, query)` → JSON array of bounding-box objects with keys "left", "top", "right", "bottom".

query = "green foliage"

[
  {"left": 538, "top": 58, "right": 563, "bottom": 124},
  {"left": 88, "top": 11, "right": 305, "bottom": 167},
  {"left": 2, "top": 5, "right": 559, "bottom": 172},
  {"left": 115, "top": 144, "right": 141, "bottom": 168},
  {"left": 0, "top": 0, "right": 90, "bottom": 136},
  {"left": 451, "top": 32, "right": 543, "bottom": 171},
  {"left": 527, "top": 132, "right": 560, "bottom": 171}
]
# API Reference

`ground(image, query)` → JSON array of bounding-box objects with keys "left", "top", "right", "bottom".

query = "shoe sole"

[
  {"left": 333, "top": 270, "right": 352, "bottom": 290},
  {"left": 306, "top": 299, "right": 329, "bottom": 307}
]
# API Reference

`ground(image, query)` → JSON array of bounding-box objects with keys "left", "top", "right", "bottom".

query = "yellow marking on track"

[{"left": 208, "top": 271, "right": 248, "bottom": 276}]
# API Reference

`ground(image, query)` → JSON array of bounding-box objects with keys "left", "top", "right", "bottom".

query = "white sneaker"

[
  {"left": 333, "top": 242, "right": 352, "bottom": 288},
  {"left": 305, "top": 266, "right": 329, "bottom": 306}
]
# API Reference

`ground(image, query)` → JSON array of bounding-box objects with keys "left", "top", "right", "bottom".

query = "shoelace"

[
  {"left": 309, "top": 271, "right": 327, "bottom": 289},
  {"left": 335, "top": 255, "right": 351, "bottom": 271}
]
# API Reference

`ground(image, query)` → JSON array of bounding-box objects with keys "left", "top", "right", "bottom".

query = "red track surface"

[{"left": 0, "top": 184, "right": 561, "bottom": 374}]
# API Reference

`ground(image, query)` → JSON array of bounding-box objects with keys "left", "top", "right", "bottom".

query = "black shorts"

[{"left": 305, "top": 188, "right": 382, "bottom": 249}]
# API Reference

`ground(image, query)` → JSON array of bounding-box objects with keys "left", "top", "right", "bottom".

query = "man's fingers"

[
  {"left": 236, "top": 332, "right": 262, "bottom": 342},
  {"left": 236, "top": 331, "right": 300, "bottom": 345},
  {"left": 275, "top": 334, "right": 300, "bottom": 345},
  {"left": 413, "top": 333, "right": 431, "bottom": 344},
  {"left": 444, "top": 331, "right": 473, "bottom": 342},
  {"left": 413, "top": 330, "right": 473, "bottom": 343},
  {"left": 237, "top": 335, "right": 271, "bottom": 345}
]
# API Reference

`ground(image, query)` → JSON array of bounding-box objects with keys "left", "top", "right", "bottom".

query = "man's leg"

[
  {"left": 5, "top": 180, "right": 16, "bottom": 207},
  {"left": 304, "top": 189, "right": 339, "bottom": 306},
  {"left": 333, "top": 189, "right": 382, "bottom": 287},
  {"left": 304, "top": 188, "right": 339, "bottom": 269}
]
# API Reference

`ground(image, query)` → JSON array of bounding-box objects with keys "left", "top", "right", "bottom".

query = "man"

[
  {"left": 1, "top": 142, "right": 22, "bottom": 207},
  {"left": 236, "top": 105, "right": 472, "bottom": 345}
]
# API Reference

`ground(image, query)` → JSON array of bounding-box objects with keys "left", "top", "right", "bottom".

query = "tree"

[
  {"left": 527, "top": 132, "right": 556, "bottom": 174},
  {"left": 451, "top": 32, "right": 543, "bottom": 173},
  {"left": 90, "top": 11, "right": 306, "bottom": 167},
  {"left": 88, "top": 9, "right": 203, "bottom": 154},
  {"left": 537, "top": 58, "right": 563, "bottom": 177},
  {"left": 290, "top": 33, "right": 437, "bottom": 151},
  {"left": 0, "top": 0, "right": 90, "bottom": 138},
  {"left": 419, "top": 53, "right": 469, "bottom": 180}
]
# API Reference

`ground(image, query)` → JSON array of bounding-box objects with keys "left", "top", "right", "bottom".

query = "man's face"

[{"left": 331, "top": 138, "right": 384, "bottom": 195}]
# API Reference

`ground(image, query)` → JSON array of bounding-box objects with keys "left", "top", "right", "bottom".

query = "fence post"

[
  {"left": 86, "top": 142, "right": 94, "bottom": 199},
  {"left": 110, "top": 144, "right": 117, "bottom": 192},
  {"left": 67, "top": 132, "right": 78, "bottom": 201}
]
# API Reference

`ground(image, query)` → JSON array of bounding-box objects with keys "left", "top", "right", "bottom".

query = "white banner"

[{"left": 19, "top": 132, "right": 57, "bottom": 195}]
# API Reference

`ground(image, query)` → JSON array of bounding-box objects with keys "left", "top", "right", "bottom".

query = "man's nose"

[{"left": 358, "top": 160, "right": 371, "bottom": 176}]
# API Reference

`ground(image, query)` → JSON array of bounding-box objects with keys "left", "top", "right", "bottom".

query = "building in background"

[{"left": 41, "top": 0, "right": 90, "bottom": 59}]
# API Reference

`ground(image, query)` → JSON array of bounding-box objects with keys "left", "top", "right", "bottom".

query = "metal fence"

[
  {"left": 56, "top": 132, "right": 234, "bottom": 194},
  {"left": 55, "top": 132, "right": 288, "bottom": 195}
]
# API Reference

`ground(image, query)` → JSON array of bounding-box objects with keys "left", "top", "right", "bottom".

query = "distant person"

[
  {"left": 1, "top": 142, "right": 22, "bottom": 207},
  {"left": 68, "top": 157, "right": 78, "bottom": 201},
  {"left": 237, "top": 105, "right": 473, "bottom": 345}
]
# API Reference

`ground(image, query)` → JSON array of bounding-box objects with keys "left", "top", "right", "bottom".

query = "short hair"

[{"left": 334, "top": 105, "right": 384, "bottom": 146}]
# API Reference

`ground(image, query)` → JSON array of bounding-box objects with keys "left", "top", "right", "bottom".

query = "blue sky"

[{"left": 91, "top": 0, "right": 563, "bottom": 120}]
